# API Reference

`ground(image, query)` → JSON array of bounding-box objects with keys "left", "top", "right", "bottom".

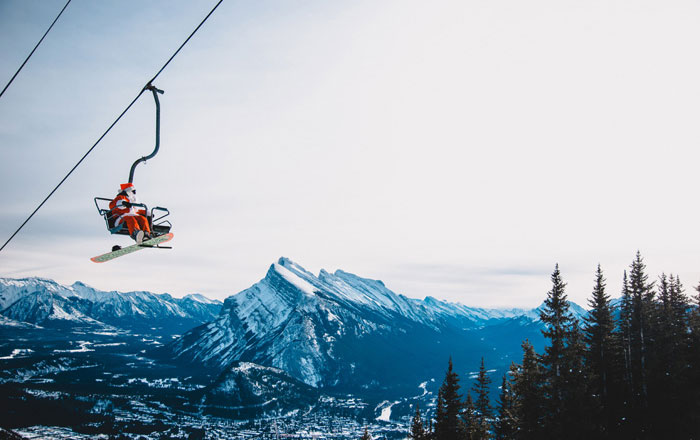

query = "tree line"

[{"left": 401, "top": 252, "right": 700, "bottom": 440}]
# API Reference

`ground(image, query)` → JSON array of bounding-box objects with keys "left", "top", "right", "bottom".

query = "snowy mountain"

[
  {"left": 0, "top": 277, "right": 66, "bottom": 310},
  {"left": 2, "top": 291, "right": 99, "bottom": 326},
  {"left": 0, "top": 261, "right": 594, "bottom": 432},
  {"left": 165, "top": 257, "right": 581, "bottom": 393},
  {"left": 0, "top": 278, "right": 222, "bottom": 333}
]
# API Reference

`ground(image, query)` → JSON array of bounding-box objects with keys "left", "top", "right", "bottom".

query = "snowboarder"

[{"left": 109, "top": 183, "right": 151, "bottom": 244}]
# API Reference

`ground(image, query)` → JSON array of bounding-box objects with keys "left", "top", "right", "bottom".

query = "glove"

[{"left": 123, "top": 201, "right": 132, "bottom": 208}]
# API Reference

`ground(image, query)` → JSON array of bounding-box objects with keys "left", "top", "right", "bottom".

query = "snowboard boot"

[{"left": 135, "top": 230, "right": 145, "bottom": 245}]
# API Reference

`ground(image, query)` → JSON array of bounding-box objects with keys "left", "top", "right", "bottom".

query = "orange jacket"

[{"left": 109, "top": 194, "right": 146, "bottom": 224}]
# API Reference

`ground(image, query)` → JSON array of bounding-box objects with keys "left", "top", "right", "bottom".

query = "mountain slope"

[
  {"left": 203, "top": 361, "right": 319, "bottom": 418},
  {"left": 2, "top": 291, "right": 98, "bottom": 326},
  {"left": 165, "top": 257, "right": 566, "bottom": 393}
]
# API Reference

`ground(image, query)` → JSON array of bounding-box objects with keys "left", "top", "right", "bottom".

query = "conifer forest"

[{"left": 402, "top": 252, "right": 700, "bottom": 440}]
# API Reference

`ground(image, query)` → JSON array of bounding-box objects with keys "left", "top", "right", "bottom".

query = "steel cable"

[
  {"left": 0, "top": 0, "right": 72, "bottom": 100},
  {"left": 0, "top": 0, "right": 224, "bottom": 253}
]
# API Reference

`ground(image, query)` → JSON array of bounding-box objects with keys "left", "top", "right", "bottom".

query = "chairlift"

[{"left": 91, "top": 84, "right": 173, "bottom": 261}]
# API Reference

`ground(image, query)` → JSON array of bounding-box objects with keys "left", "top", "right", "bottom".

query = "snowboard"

[{"left": 91, "top": 233, "right": 174, "bottom": 263}]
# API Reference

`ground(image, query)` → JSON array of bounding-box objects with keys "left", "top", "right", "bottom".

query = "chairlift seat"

[{"left": 94, "top": 197, "right": 171, "bottom": 237}]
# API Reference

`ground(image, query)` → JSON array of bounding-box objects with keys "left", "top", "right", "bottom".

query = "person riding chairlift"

[{"left": 109, "top": 183, "right": 151, "bottom": 244}]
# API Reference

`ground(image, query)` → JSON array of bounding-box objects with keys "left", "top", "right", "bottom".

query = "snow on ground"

[
  {"left": 92, "top": 331, "right": 123, "bottom": 336},
  {"left": 15, "top": 425, "right": 102, "bottom": 439},
  {"left": 418, "top": 381, "right": 429, "bottom": 396},
  {"left": 0, "top": 348, "right": 34, "bottom": 360},
  {"left": 375, "top": 400, "right": 400, "bottom": 422},
  {"left": 469, "top": 368, "right": 497, "bottom": 379},
  {"left": 0, "top": 316, "right": 41, "bottom": 329},
  {"left": 54, "top": 341, "right": 94, "bottom": 353}
]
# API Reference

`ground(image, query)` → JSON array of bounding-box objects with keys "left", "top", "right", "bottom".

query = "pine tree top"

[
  {"left": 439, "top": 357, "right": 463, "bottom": 404},
  {"left": 361, "top": 427, "right": 371, "bottom": 440},
  {"left": 540, "top": 264, "right": 571, "bottom": 320},
  {"left": 628, "top": 251, "right": 655, "bottom": 298},
  {"left": 584, "top": 264, "right": 614, "bottom": 339},
  {"left": 540, "top": 264, "right": 575, "bottom": 343},
  {"left": 436, "top": 357, "right": 466, "bottom": 439},
  {"left": 472, "top": 357, "right": 493, "bottom": 420},
  {"left": 409, "top": 404, "right": 426, "bottom": 440}
]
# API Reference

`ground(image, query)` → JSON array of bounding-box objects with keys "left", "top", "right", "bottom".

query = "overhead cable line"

[
  {"left": 0, "top": 0, "right": 224, "bottom": 254},
  {"left": 0, "top": 0, "right": 72, "bottom": 100}
]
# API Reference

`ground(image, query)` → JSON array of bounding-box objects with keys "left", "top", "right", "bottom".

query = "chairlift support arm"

[{"left": 128, "top": 84, "right": 164, "bottom": 184}]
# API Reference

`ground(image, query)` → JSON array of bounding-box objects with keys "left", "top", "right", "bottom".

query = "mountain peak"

[
  {"left": 183, "top": 293, "right": 220, "bottom": 304},
  {"left": 333, "top": 269, "right": 386, "bottom": 288},
  {"left": 270, "top": 260, "right": 318, "bottom": 297},
  {"left": 277, "top": 257, "right": 319, "bottom": 280},
  {"left": 277, "top": 256, "right": 295, "bottom": 266}
]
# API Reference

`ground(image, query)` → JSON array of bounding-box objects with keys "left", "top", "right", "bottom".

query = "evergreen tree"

[
  {"left": 650, "top": 274, "right": 691, "bottom": 438},
  {"left": 424, "top": 253, "right": 700, "bottom": 438},
  {"left": 512, "top": 340, "right": 544, "bottom": 439},
  {"left": 361, "top": 427, "right": 371, "bottom": 440},
  {"left": 614, "top": 269, "right": 634, "bottom": 436},
  {"left": 562, "top": 318, "right": 594, "bottom": 439},
  {"left": 626, "top": 251, "right": 656, "bottom": 436},
  {"left": 583, "top": 264, "right": 617, "bottom": 437},
  {"left": 539, "top": 264, "right": 571, "bottom": 378},
  {"left": 409, "top": 404, "right": 427, "bottom": 440},
  {"left": 435, "top": 358, "right": 465, "bottom": 440},
  {"left": 691, "top": 281, "right": 700, "bottom": 331},
  {"left": 462, "top": 392, "right": 480, "bottom": 440},
  {"left": 471, "top": 357, "right": 493, "bottom": 433},
  {"left": 667, "top": 275, "right": 689, "bottom": 364},
  {"left": 537, "top": 264, "right": 594, "bottom": 438},
  {"left": 494, "top": 371, "right": 517, "bottom": 440},
  {"left": 618, "top": 270, "right": 632, "bottom": 382},
  {"left": 427, "top": 418, "right": 435, "bottom": 440},
  {"left": 538, "top": 264, "right": 573, "bottom": 437},
  {"left": 687, "top": 282, "right": 700, "bottom": 438}
]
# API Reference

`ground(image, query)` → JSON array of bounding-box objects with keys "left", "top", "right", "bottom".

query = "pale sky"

[{"left": 1, "top": 0, "right": 699, "bottom": 308}]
